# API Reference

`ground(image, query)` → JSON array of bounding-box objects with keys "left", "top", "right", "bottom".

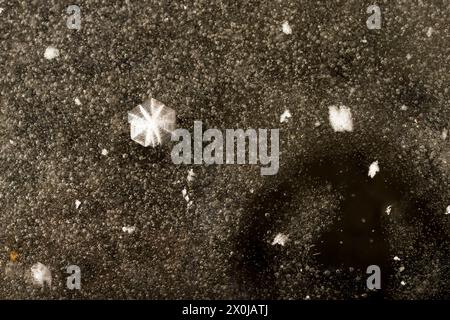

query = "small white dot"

[{"left": 44, "top": 46, "right": 59, "bottom": 60}]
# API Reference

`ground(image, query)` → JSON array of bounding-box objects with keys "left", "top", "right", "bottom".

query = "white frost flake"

[
  {"left": 30, "top": 262, "right": 52, "bottom": 288},
  {"left": 187, "top": 169, "right": 196, "bottom": 182},
  {"left": 122, "top": 226, "right": 136, "bottom": 234},
  {"left": 328, "top": 105, "right": 353, "bottom": 132},
  {"left": 368, "top": 161, "right": 380, "bottom": 178},
  {"left": 282, "top": 21, "right": 292, "bottom": 35},
  {"left": 44, "top": 46, "right": 60, "bottom": 60},
  {"left": 75, "top": 199, "right": 81, "bottom": 209},
  {"left": 280, "top": 109, "right": 292, "bottom": 123},
  {"left": 272, "top": 233, "right": 289, "bottom": 246}
]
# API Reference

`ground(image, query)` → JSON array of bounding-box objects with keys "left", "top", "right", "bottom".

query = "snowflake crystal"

[{"left": 128, "top": 98, "right": 176, "bottom": 147}]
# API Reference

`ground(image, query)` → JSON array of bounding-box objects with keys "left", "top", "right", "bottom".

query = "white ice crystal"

[
  {"left": 445, "top": 205, "right": 450, "bottom": 215},
  {"left": 406, "top": 53, "right": 412, "bottom": 60},
  {"left": 385, "top": 205, "right": 392, "bottom": 215},
  {"left": 75, "top": 199, "right": 81, "bottom": 209},
  {"left": 101, "top": 148, "right": 108, "bottom": 156},
  {"left": 122, "top": 226, "right": 136, "bottom": 234},
  {"left": 30, "top": 262, "right": 52, "bottom": 288},
  {"left": 400, "top": 280, "right": 406, "bottom": 286},
  {"left": 0, "top": 8, "right": 4, "bottom": 14},
  {"left": 187, "top": 169, "right": 196, "bottom": 182},
  {"left": 128, "top": 98, "right": 176, "bottom": 147},
  {"left": 426, "top": 27, "right": 433, "bottom": 38},
  {"left": 368, "top": 161, "right": 380, "bottom": 178},
  {"left": 182, "top": 187, "right": 190, "bottom": 202},
  {"left": 272, "top": 233, "right": 289, "bottom": 246},
  {"left": 400, "top": 104, "right": 408, "bottom": 111},
  {"left": 282, "top": 21, "right": 292, "bottom": 35},
  {"left": 328, "top": 105, "right": 353, "bottom": 132},
  {"left": 74, "top": 98, "right": 82, "bottom": 106},
  {"left": 44, "top": 46, "right": 59, "bottom": 60},
  {"left": 442, "top": 129, "right": 448, "bottom": 140},
  {"left": 280, "top": 109, "right": 292, "bottom": 123},
  {"left": 393, "top": 256, "right": 401, "bottom": 261}
]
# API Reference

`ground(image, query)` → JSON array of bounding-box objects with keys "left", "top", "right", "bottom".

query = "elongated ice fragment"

[{"left": 128, "top": 98, "right": 176, "bottom": 147}]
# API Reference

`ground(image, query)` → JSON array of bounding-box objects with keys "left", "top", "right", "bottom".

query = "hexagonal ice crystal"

[{"left": 128, "top": 98, "right": 176, "bottom": 147}]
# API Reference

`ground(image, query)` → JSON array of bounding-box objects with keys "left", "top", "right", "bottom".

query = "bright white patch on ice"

[
  {"left": 361, "top": 38, "right": 368, "bottom": 44},
  {"left": 368, "top": 161, "right": 380, "bottom": 178},
  {"left": 400, "top": 105, "right": 408, "bottom": 111},
  {"left": 282, "top": 21, "right": 292, "bottom": 35},
  {"left": 75, "top": 199, "right": 81, "bottom": 209},
  {"left": 399, "top": 266, "right": 405, "bottom": 272},
  {"left": 385, "top": 205, "right": 392, "bottom": 215},
  {"left": 187, "top": 169, "right": 195, "bottom": 182},
  {"left": 280, "top": 109, "right": 292, "bottom": 123},
  {"left": 272, "top": 233, "right": 289, "bottom": 246},
  {"left": 182, "top": 187, "right": 190, "bottom": 202},
  {"left": 445, "top": 205, "right": 450, "bottom": 215},
  {"left": 393, "top": 256, "right": 401, "bottom": 261},
  {"left": 44, "top": 46, "right": 59, "bottom": 60},
  {"left": 426, "top": 27, "right": 433, "bottom": 38},
  {"left": 101, "top": 148, "right": 108, "bottom": 156},
  {"left": 400, "top": 280, "right": 406, "bottom": 286},
  {"left": 442, "top": 129, "right": 448, "bottom": 140},
  {"left": 406, "top": 53, "right": 412, "bottom": 60},
  {"left": 74, "top": 98, "right": 82, "bottom": 106},
  {"left": 0, "top": 8, "right": 4, "bottom": 14},
  {"left": 328, "top": 105, "right": 353, "bottom": 132},
  {"left": 314, "top": 121, "right": 321, "bottom": 127},
  {"left": 122, "top": 226, "right": 136, "bottom": 234},
  {"left": 30, "top": 263, "right": 52, "bottom": 288}
]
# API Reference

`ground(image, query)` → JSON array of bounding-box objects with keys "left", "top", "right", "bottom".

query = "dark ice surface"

[{"left": 0, "top": 0, "right": 449, "bottom": 299}]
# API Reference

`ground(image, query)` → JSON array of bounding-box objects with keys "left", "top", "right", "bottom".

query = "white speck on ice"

[
  {"left": 0, "top": 8, "right": 4, "bottom": 14},
  {"left": 445, "top": 205, "right": 450, "bottom": 215},
  {"left": 282, "top": 21, "right": 292, "bottom": 35},
  {"left": 44, "top": 46, "right": 60, "bottom": 60},
  {"left": 368, "top": 161, "right": 380, "bottom": 178},
  {"left": 399, "top": 266, "right": 405, "bottom": 272},
  {"left": 101, "top": 148, "right": 108, "bottom": 156},
  {"left": 75, "top": 199, "right": 81, "bottom": 209},
  {"left": 400, "top": 105, "right": 408, "bottom": 111},
  {"left": 328, "top": 105, "right": 353, "bottom": 132},
  {"left": 314, "top": 121, "right": 321, "bottom": 127},
  {"left": 187, "top": 169, "right": 196, "bottom": 182},
  {"left": 442, "top": 129, "right": 448, "bottom": 140},
  {"left": 406, "top": 53, "right": 412, "bottom": 60},
  {"left": 30, "top": 262, "right": 52, "bottom": 288},
  {"left": 280, "top": 109, "right": 292, "bottom": 123},
  {"left": 393, "top": 256, "right": 401, "bottom": 261},
  {"left": 122, "top": 226, "right": 136, "bottom": 234},
  {"left": 426, "top": 27, "right": 433, "bottom": 38},
  {"left": 400, "top": 280, "right": 406, "bottom": 286},
  {"left": 272, "top": 233, "right": 289, "bottom": 246},
  {"left": 74, "top": 98, "right": 82, "bottom": 106},
  {"left": 386, "top": 205, "right": 392, "bottom": 215},
  {"left": 182, "top": 187, "right": 190, "bottom": 203}
]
